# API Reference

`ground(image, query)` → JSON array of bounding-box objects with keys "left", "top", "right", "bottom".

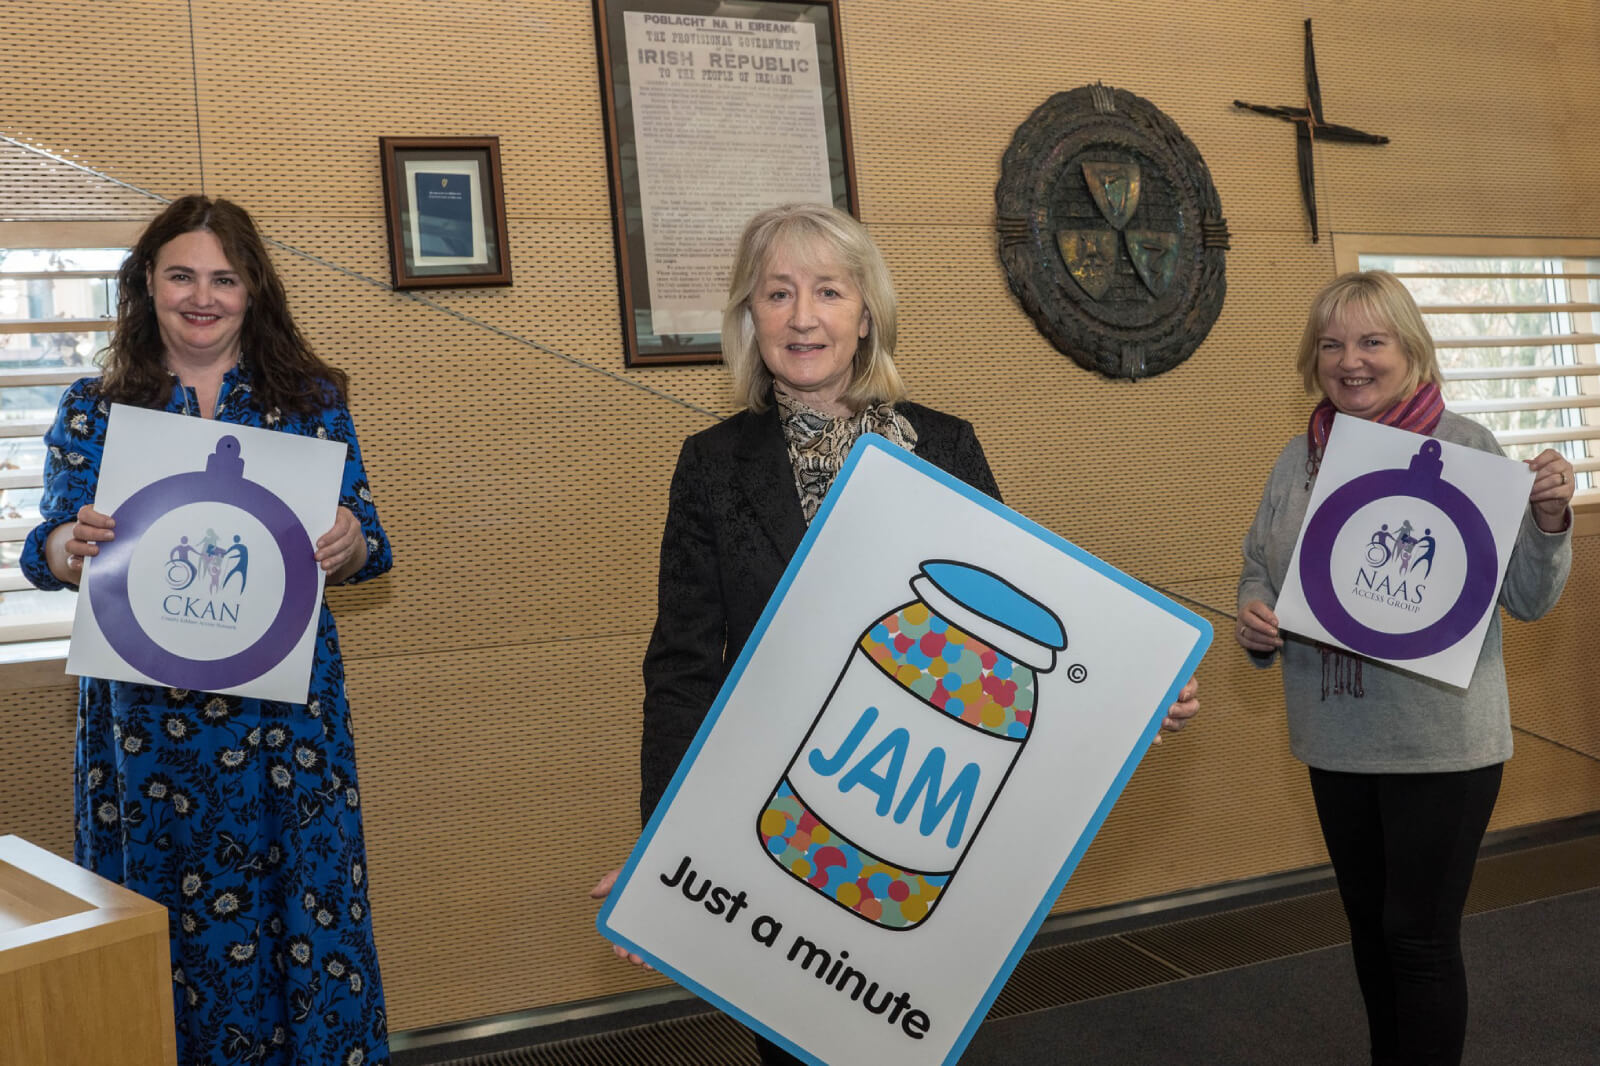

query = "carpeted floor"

[
  {"left": 395, "top": 831, "right": 1600, "bottom": 1065},
  {"left": 958, "top": 887, "right": 1600, "bottom": 1065}
]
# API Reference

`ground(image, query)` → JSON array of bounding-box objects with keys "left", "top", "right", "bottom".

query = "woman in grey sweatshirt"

[{"left": 1236, "top": 271, "right": 1573, "bottom": 1066}]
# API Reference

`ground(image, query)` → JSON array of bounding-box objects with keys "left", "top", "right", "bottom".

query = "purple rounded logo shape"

[
  {"left": 89, "top": 436, "right": 318, "bottom": 690},
  {"left": 1299, "top": 440, "right": 1498, "bottom": 660}
]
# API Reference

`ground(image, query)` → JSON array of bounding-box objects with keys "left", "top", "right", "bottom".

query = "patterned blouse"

[{"left": 774, "top": 388, "right": 917, "bottom": 523}]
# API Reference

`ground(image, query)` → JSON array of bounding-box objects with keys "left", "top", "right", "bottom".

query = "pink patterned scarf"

[{"left": 1305, "top": 381, "right": 1445, "bottom": 480}]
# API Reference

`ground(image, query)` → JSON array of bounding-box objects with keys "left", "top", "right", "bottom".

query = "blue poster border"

[{"left": 597, "top": 434, "right": 1212, "bottom": 1065}]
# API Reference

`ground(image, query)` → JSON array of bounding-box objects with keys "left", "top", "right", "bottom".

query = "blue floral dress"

[{"left": 22, "top": 367, "right": 392, "bottom": 1066}]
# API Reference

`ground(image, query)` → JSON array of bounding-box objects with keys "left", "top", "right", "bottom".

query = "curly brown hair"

[{"left": 99, "top": 195, "right": 347, "bottom": 413}]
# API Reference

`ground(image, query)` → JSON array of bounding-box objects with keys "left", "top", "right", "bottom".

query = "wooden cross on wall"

[{"left": 1234, "top": 19, "right": 1389, "bottom": 243}]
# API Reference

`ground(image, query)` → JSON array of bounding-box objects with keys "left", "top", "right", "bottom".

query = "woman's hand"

[
  {"left": 47, "top": 504, "right": 115, "bottom": 584},
  {"left": 590, "top": 869, "right": 653, "bottom": 969},
  {"left": 1153, "top": 676, "right": 1199, "bottom": 744},
  {"left": 315, "top": 506, "right": 368, "bottom": 583},
  {"left": 1237, "top": 599, "right": 1282, "bottom": 654},
  {"left": 1526, "top": 449, "right": 1575, "bottom": 533}
]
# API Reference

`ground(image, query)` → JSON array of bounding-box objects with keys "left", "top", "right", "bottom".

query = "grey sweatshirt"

[{"left": 1238, "top": 412, "right": 1572, "bottom": 773}]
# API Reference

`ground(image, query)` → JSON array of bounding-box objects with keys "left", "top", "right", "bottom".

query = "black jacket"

[{"left": 639, "top": 400, "right": 1000, "bottom": 820}]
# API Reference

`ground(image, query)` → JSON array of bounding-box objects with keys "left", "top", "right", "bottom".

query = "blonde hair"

[
  {"left": 1295, "top": 270, "right": 1442, "bottom": 398},
  {"left": 721, "top": 203, "right": 907, "bottom": 412}
]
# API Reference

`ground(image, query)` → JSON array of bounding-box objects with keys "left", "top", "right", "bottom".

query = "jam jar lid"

[{"left": 918, "top": 560, "right": 1066, "bottom": 666}]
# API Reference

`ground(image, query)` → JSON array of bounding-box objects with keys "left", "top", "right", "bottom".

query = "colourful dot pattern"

[
  {"left": 759, "top": 779, "right": 948, "bottom": 929},
  {"left": 858, "top": 601, "right": 1037, "bottom": 739}
]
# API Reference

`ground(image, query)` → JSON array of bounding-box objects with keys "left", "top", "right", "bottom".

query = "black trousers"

[{"left": 1308, "top": 763, "right": 1503, "bottom": 1066}]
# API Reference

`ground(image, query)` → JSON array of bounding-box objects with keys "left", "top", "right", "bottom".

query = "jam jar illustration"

[{"left": 757, "top": 560, "right": 1066, "bottom": 930}]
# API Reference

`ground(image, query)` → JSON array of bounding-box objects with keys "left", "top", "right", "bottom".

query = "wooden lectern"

[{"left": 0, "top": 835, "right": 177, "bottom": 1066}]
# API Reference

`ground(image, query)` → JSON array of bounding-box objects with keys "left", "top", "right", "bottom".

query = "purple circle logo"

[
  {"left": 89, "top": 436, "right": 317, "bottom": 690},
  {"left": 1299, "top": 439, "right": 1498, "bottom": 660}
]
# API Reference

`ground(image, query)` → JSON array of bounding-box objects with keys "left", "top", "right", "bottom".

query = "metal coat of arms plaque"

[{"left": 997, "top": 83, "right": 1230, "bottom": 379}]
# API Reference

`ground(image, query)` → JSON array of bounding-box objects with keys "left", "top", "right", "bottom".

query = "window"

[
  {"left": 1336, "top": 237, "right": 1600, "bottom": 506},
  {"left": 0, "top": 245, "right": 123, "bottom": 643}
]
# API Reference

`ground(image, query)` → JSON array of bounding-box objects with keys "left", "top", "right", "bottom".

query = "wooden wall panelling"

[
  {"left": 839, "top": 3, "right": 1330, "bottom": 239},
  {"left": 1503, "top": 545, "right": 1600, "bottom": 764},
  {"left": 0, "top": 688, "right": 76, "bottom": 859},
  {"left": 0, "top": 3, "right": 202, "bottom": 200},
  {"left": 189, "top": 0, "right": 614, "bottom": 217},
  {"left": 1492, "top": 720, "right": 1600, "bottom": 833},
  {"left": 1316, "top": 8, "right": 1600, "bottom": 238},
  {"left": 343, "top": 637, "right": 661, "bottom": 1024},
  {"left": 0, "top": 141, "right": 165, "bottom": 221}
]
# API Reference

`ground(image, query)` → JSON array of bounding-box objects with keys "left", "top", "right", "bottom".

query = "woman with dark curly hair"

[{"left": 23, "top": 194, "right": 392, "bottom": 1066}]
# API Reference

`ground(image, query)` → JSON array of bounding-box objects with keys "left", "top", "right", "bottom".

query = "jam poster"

[
  {"left": 1274, "top": 415, "right": 1534, "bottom": 688},
  {"left": 598, "top": 435, "right": 1211, "bottom": 1066},
  {"left": 66, "top": 405, "right": 346, "bottom": 703}
]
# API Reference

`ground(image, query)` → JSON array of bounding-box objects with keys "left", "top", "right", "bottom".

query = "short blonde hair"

[
  {"left": 1295, "top": 270, "right": 1443, "bottom": 398},
  {"left": 722, "top": 203, "right": 907, "bottom": 412}
]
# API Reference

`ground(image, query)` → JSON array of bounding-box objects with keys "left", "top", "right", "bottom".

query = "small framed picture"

[{"left": 379, "top": 136, "right": 512, "bottom": 288}]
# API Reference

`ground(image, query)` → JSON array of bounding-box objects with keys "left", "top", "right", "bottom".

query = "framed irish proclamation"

[{"left": 594, "top": 0, "right": 857, "bottom": 367}]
